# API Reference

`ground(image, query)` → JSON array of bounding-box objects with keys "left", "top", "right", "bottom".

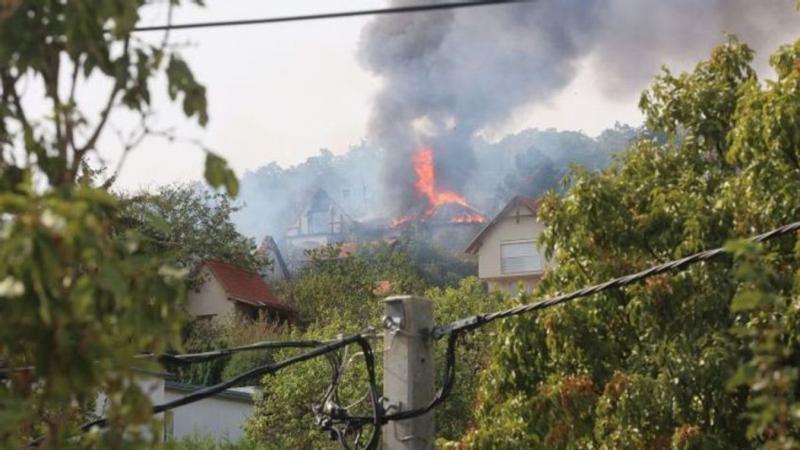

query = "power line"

[
  {"left": 150, "top": 339, "right": 324, "bottom": 365},
  {"left": 28, "top": 331, "right": 378, "bottom": 449},
  {"left": 23, "top": 219, "right": 800, "bottom": 450},
  {"left": 132, "top": 0, "right": 531, "bottom": 32},
  {"left": 2, "top": 339, "right": 326, "bottom": 377},
  {"left": 433, "top": 219, "right": 800, "bottom": 338},
  {"left": 313, "top": 219, "right": 800, "bottom": 434}
]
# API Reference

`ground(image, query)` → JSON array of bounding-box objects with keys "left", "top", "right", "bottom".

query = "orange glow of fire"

[
  {"left": 450, "top": 213, "right": 486, "bottom": 224},
  {"left": 391, "top": 147, "right": 486, "bottom": 227},
  {"left": 412, "top": 147, "right": 468, "bottom": 215},
  {"left": 390, "top": 215, "right": 414, "bottom": 227}
]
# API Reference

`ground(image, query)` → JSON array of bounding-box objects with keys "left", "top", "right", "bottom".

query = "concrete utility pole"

[{"left": 382, "top": 295, "right": 435, "bottom": 450}]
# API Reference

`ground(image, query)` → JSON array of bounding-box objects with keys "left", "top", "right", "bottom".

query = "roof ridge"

[
  {"left": 202, "top": 260, "right": 293, "bottom": 311},
  {"left": 464, "top": 195, "right": 542, "bottom": 255}
]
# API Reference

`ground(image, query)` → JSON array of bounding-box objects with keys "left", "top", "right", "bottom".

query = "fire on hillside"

[{"left": 391, "top": 147, "right": 486, "bottom": 227}]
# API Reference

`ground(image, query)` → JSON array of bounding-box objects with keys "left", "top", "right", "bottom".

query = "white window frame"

[{"left": 500, "top": 239, "right": 543, "bottom": 274}]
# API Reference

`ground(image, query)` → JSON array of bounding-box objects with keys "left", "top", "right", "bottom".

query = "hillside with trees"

[{"left": 231, "top": 126, "right": 639, "bottom": 241}]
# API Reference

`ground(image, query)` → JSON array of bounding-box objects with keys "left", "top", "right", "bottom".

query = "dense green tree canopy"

[
  {"left": 465, "top": 37, "right": 800, "bottom": 449},
  {"left": 123, "top": 183, "right": 265, "bottom": 287},
  {"left": 0, "top": 1, "right": 236, "bottom": 448}
]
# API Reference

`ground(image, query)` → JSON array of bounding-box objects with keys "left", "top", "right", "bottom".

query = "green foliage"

[
  {"left": 279, "top": 243, "right": 431, "bottom": 327},
  {"left": 426, "top": 277, "right": 506, "bottom": 443},
  {"left": 245, "top": 319, "right": 376, "bottom": 450},
  {"left": 0, "top": 1, "right": 241, "bottom": 448},
  {"left": 395, "top": 238, "right": 478, "bottom": 288},
  {"left": 245, "top": 277, "right": 505, "bottom": 449},
  {"left": 0, "top": 0, "right": 210, "bottom": 189},
  {"left": 169, "top": 317, "right": 284, "bottom": 386},
  {"left": 204, "top": 153, "right": 239, "bottom": 197},
  {"left": 466, "top": 36, "right": 800, "bottom": 449},
  {"left": 122, "top": 184, "right": 264, "bottom": 287},
  {"left": 172, "top": 320, "right": 232, "bottom": 386},
  {"left": 0, "top": 184, "right": 186, "bottom": 449}
]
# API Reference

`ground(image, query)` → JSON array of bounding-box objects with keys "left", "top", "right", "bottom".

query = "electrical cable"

[
  {"left": 22, "top": 219, "right": 800, "bottom": 449},
  {"left": 433, "top": 219, "right": 800, "bottom": 338},
  {"left": 131, "top": 1, "right": 532, "bottom": 33},
  {"left": 339, "top": 219, "right": 800, "bottom": 426},
  {"left": 27, "top": 332, "right": 371, "bottom": 449}
]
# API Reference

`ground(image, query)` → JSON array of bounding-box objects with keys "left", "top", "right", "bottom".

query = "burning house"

[
  {"left": 389, "top": 147, "right": 487, "bottom": 252},
  {"left": 285, "top": 189, "right": 356, "bottom": 264}
]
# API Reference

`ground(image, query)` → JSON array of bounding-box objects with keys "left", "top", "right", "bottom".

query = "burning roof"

[{"left": 392, "top": 147, "right": 486, "bottom": 227}]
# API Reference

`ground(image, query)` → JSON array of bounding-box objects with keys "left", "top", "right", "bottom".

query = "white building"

[
  {"left": 163, "top": 382, "right": 255, "bottom": 441},
  {"left": 285, "top": 189, "right": 354, "bottom": 263},
  {"left": 94, "top": 374, "right": 255, "bottom": 443},
  {"left": 465, "top": 196, "right": 547, "bottom": 293}
]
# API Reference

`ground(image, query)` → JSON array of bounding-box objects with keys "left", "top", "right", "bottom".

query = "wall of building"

[
  {"left": 477, "top": 208, "right": 546, "bottom": 282},
  {"left": 164, "top": 384, "right": 254, "bottom": 441},
  {"left": 187, "top": 267, "right": 234, "bottom": 318},
  {"left": 487, "top": 276, "right": 540, "bottom": 294},
  {"left": 95, "top": 374, "right": 165, "bottom": 419},
  {"left": 95, "top": 376, "right": 254, "bottom": 443}
]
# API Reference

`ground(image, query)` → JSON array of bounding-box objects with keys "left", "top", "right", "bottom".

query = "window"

[{"left": 501, "top": 240, "right": 543, "bottom": 274}]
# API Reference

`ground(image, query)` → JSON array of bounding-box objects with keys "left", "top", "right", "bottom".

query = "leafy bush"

[{"left": 169, "top": 317, "right": 286, "bottom": 386}]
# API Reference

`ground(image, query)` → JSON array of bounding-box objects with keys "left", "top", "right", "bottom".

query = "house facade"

[
  {"left": 96, "top": 374, "right": 254, "bottom": 443},
  {"left": 285, "top": 189, "right": 354, "bottom": 264},
  {"left": 465, "top": 196, "right": 547, "bottom": 293},
  {"left": 164, "top": 382, "right": 254, "bottom": 441},
  {"left": 187, "top": 260, "right": 293, "bottom": 322}
]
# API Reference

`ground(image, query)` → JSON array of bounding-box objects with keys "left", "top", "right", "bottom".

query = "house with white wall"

[
  {"left": 163, "top": 381, "right": 254, "bottom": 441},
  {"left": 187, "top": 260, "right": 293, "bottom": 322},
  {"left": 465, "top": 196, "right": 547, "bottom": 293},
  {"left": 96, "top": 374, "right": 255, "bottom": 443}
]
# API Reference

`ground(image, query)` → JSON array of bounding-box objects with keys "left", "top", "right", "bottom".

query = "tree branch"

[
  {"left": 73, "top": 38, "right": 130, "bottom": 180},
  {"left": 1, "top": 70, "right": 32, "bottom": 135},
  {"left": 64, "top": 56, "right": 80, "bottom": 153}
]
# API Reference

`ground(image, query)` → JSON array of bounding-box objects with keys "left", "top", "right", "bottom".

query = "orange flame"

[
  {"left": 391, "top": 147, "right": 486, "bottom": 226},
  {"left": 450, "top": 213, "right": 486, "bottom": 224},
  {"left": 412, "top": 147, "right": 469, "bottom": 215}
]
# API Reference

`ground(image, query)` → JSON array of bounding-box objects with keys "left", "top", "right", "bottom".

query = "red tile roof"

[{"left": 204, "top": 260, "right": 292, "bottom": 311}]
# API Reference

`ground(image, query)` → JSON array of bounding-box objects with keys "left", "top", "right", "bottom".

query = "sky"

[
  {"left": 105, "top": 0, "right": 641, "bottom": 191},
  {"left": 80, "top": 0, "right": 796, "bottom": 191}
]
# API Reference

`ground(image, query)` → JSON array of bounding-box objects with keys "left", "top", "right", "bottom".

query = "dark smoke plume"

[{"left": 359, "top": 0, "right": 799, "bottom": 212}]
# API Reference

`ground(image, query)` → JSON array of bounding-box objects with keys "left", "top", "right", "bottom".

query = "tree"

[
  {"left": 245, "top": 276, "right": 506, "bottom": 449},
  {"left": 276, "top": 242, "right": 433, "bottom": 327},
  {"left": 464, "top": 36, "right": 800, "bottom": 449},
  {"left": 123, "top": 183, "right": 265, "bottom": 287},
  {"left": 0, "top": 1, "right": 236, "bottom": 448}
]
